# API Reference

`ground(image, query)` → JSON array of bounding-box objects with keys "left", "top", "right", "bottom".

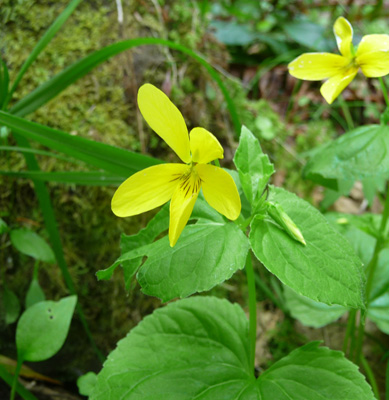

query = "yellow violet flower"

[
  {"left": 112, "top": 84, "right": 241, "bottom": 247},
  {"left": 288, "top": 17, "right": 389, "bottom": 104}
]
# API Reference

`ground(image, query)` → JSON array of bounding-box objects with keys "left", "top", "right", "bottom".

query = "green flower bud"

[{"left": 267, "top": 202, "right": 306, "bottom": 246}]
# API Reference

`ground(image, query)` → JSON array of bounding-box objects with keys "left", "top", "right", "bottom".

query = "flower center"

[{"left": 179, "top": 164, "right": 201, "bottom": 198}]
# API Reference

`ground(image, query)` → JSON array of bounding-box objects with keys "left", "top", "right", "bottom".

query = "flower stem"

[
  {"left": 245, "top": 252, "right": 257, "bottom": 375},
  {"left": 338, "top": 95, "right": 354, "bottom": 130},
  {"left": 342, "top": 309, "right": 356, "bottom": 355},
  {"left": 361, "top": 355, "right": 381, "bottom": 400},
  {"left": 10, "top": 356, "right": 23, "bottom": 400},
  {"left": 379, "top": 77, "right": 389, "bottom": 109},
  {"left": 354, "top": 184, "right": 389, "bottom": 364}
]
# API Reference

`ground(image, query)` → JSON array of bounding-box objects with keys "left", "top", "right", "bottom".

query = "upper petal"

[
  {"left": 356, "top": 50, "right": 389, "bottom": 77},
  {"left": 320, "top": 67, "right": 359, "bottom": 104},
  {"left": 196, "top": 164, "right": 241, "bottom": 220},
  {"left": 169, "top": 171, "right": 201, "bottom": 247},
  {"left": 138, "top": 84, "right": 191, "bottom": 163},
  {"left": 356, "top": 34, "right": 389, "bottom": 56},
  {"left": 190, "top": 127, "right": 224, "bottom": 164},
  {"left": 112, "top": 163, "right": 188, "bottom": 217},
  {"left": 333, "top": 17, "right": 354, "bottom": 58},
  {"left": 288, "top": 53, "right": 349, "bottom": 80}
]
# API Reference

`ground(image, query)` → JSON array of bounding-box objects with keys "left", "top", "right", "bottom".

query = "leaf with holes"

[{"left": 16, "top": 296, "right": 77, "bottom": 362}]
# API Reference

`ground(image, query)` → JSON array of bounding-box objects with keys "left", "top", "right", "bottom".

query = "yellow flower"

[
  {"left": 111, "top": 84, "right": 241, "bottom": 247},
  {"left": 288, "top": 17, "right": 389, "bottom": 104}
]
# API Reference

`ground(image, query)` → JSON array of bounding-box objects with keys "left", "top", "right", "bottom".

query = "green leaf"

[
  {"left": 283, "top": 19, "right": 333, "bottom": 52},
  {"left": 0, "top": 111, "right": 160, "bottom": 177},
  {"left": 5, "top": 0, "right": 81, "bottom": 107},
  {"left": 10, "top": 38, "right": 240, "bottom": 135},
  {"left": 284, "top": 286, "right": 346, "bottom": 328},
  {"left": 233, "top": 126, "right": 274, "bottom": 210},
  {"left": 362, "top": 176, "right": 386, "bottom": 206},
  {"left": 120, "top": 205, "right": 170, "bottom": 289},
  {"left": 16, "top": 295, "right": 77, "bottom": 362},
  {"left": 138, "top": 222, "right": 249, "bottom": 301},
  {"left": 366, "top": 249, "right": 389, "bottom": 334},
  {"left": 256, "top": 342, "right": 374, "bottom": 399},
  {"left": 325, "top": 213, "right": 376, "bottom": 264},
  {"left": 210, "top": 20, "right": 256, "bottom": 45},
  {"left": 368, "top": 292, "right": 389, "bottom": 334},
  {"left": 1, "top": 170, "right": 124, "bottom": 186},
  {"left": 304, "top": 125, "right": 389, "bottom": 188},
  {"left": 10, "top": 229, "right": 55, "bottom": 263},
  {"left": 91, "top": 296, "right": 252, "bottom": 400},
  {"left": 250, "top": 187, "right": 365, "bottom": 308},
  {"left": 0, "top": 217, "right": 8, "bottom": 234},
  {"left": 91, "top": 297, "right": 374, "bottom": 399},
  {"left": 119, "top": 199, "right": 224, "bottom": 289},
  {"left": 2, "top": 288, "right": 21, "bottom": 325},
  {"left": 77, "top": 372, "right": 98, "bottom": 397},
  {"left": 25, "top": 279, "right": 46, "bottom": 309},
  {"left": 99, "top": 222, "right": 249, "bottom": 302}
]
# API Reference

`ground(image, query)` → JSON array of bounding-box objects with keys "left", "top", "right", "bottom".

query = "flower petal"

[
  {"left": 196, "top": 164, "right": 241, "bottom": 220},
  {"left": 356, "top": 50, "right": 389, "bottom": 77},
  {"left": 320, "top": 67, "right": 358, "bottom": 104},
  {"left": 112, "top": 163, "right": 188, "bottom": 217},
  {"left": 288, "top": 53, "right": 349, "bottom": 80},
  {"left": 138, "top": 84, "right": 191, "bottom": 163},
  {"left": 357, "top": 34, "right": 389, "bottom": 55},
  {"left": 169, "top": 172, "right": 201, "bottom": 247},
  {"left": 333, "top": 17, "right": 354, "bottom": 58},
  {"left": 190, "top": 127, "right": 224, "bottom": 164}
]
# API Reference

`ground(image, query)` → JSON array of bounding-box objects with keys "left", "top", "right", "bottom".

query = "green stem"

[
  {"left": 361, "top": 355, "right": 381, "bottom": 400},
  {"left": 10, "top": 356, "right": 23, "bottom": 400},
  {"left": 338, "top": 95, "right": 354, "bottom": 130},
  {"left": 379, "top": 77, "right": 389, "bottom": 109},
  {"left": 386, "top": 358, "right": 389, "bottom": 400},
  {"left": 254, "top": 273, "right": 286, "bottom": 313},
  {"left": 354, "top": 184, "right": 389, "bottom": 364},
  {"left": 285, "top": 79, "right": 302, "bottom": 120},
  {"left": 245, "top": 252, "right": 257, "bottom": 375},
  {"left": 354, "top": 309, "right": 366, "bottom": 364},
  {"left": 33, "top": 261, "right": 39, "bottom": 280},
  {"left": 366, "top": 185, "right": 389, "bottom": 303},
  {"left": 342, "top": 309, "right": 356, "bottom": 355}
]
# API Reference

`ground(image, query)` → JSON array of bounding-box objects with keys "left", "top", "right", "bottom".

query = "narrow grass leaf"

[
  {"left": 9, "top": 38, "right": 240, "bottom": 135},
  {"left": 5, "top": 0, "right": 81, "bottom": 106},
  {"left": 0, "top": 111, "right": 161, "bottom": 176}
]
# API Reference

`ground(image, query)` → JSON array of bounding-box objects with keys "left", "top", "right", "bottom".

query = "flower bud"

[{"left": 267, "top": 202, "right": 306, "bottom": 246}]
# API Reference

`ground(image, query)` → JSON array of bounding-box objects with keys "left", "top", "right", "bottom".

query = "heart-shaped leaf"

[
  {"left": 250, "top": 187, "right": 365, "bottom": 308},
  {"left": 91, "top": 296, "right": 374, "bottom": 399}
]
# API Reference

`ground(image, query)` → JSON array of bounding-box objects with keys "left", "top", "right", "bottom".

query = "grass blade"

[
  {"left": 10, "top": 38, "right": 241, "bottom": 135},
  {"left": 0, "top": 58, "right": 9, "bottom": 110},
  {"left": 0, "top": 146, "right": 81, "bottom": 164},
  {"left": 4, "top": 0, "right": 81, "bottom": 108},
  {"left": 12, "top": 132, "right": 105, "bottom": 363},
  {"left": 0, "top": 365, "right": 38, "bottom": 400},
  {"left": 0, "top": 111, "right": 161, "bottom": 176},
  {"left": 0, "top": 171, "right": 124, "bottom": 186}
]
